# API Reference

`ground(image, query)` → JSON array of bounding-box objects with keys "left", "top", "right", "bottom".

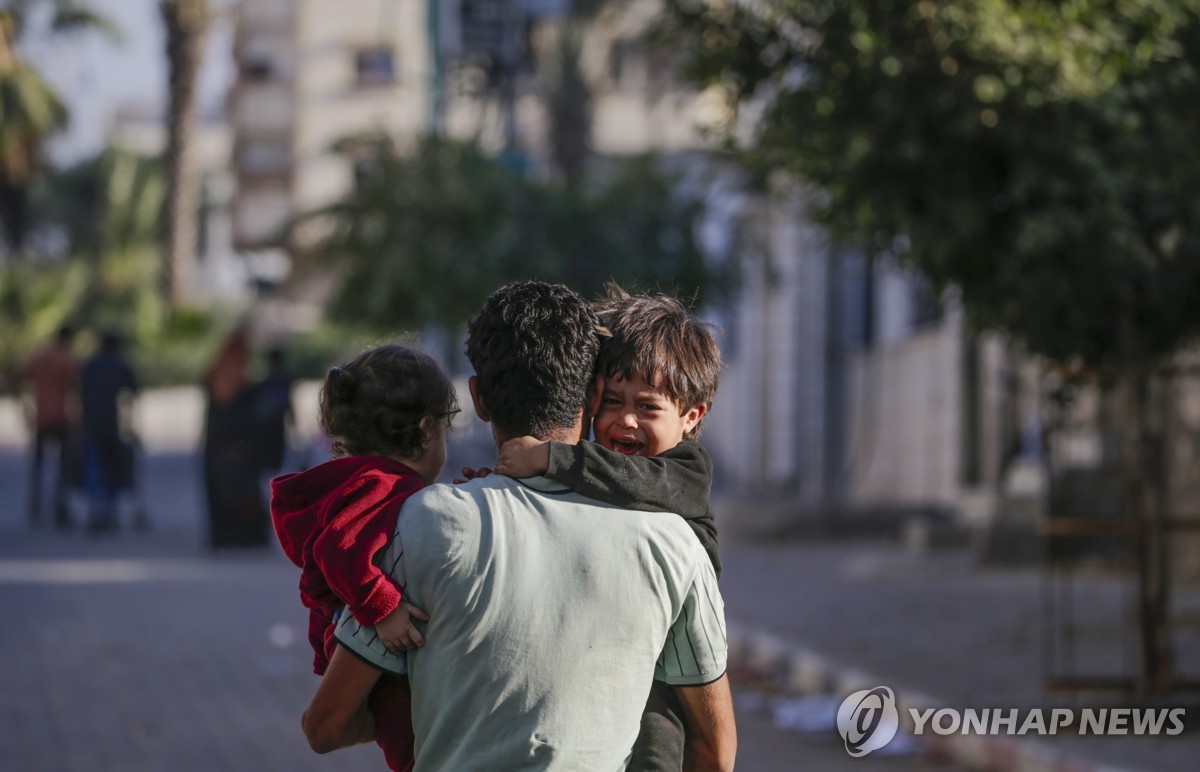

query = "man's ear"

[
  {"left": 682, "top": 402, "right": 708, "bottom": 435},
  {"left": 585, "top": 375, "right": 604, "bottom": 417},
  {"left": 468, "top": 376, "right": 491, "bottom": 423}
]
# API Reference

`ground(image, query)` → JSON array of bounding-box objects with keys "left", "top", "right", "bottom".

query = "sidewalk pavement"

[
  {"left": 715, "top": 534, "right": 1200, "bottom": 772},
  {"left": 4, "top": 441, "right": 889, "bottom": 772},
  {"left": 3, "top": 381, "right": 1197, "bottom": 771},
  {"left": 0, "top": 525, "right": 386, "bottom": 772}
]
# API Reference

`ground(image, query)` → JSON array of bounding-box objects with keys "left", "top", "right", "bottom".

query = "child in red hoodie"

[{"left": 271, "top": 345, "right": 458, "bottom": 772}]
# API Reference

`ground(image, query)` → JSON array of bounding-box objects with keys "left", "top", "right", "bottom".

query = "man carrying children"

[{"left": 301, "top": 280, "right": 736, "bottom": 770}]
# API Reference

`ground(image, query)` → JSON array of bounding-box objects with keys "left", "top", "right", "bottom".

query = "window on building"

[
  {"left": 241, "top": 57, "right": 275, "bottom": 81},
  {"left": 910, "top": 275, "right": 943, "bottom": 329},
  {"left": 843, "top": 251, "right": 875, "bottom": 350},
  {"left": 609, "top": 39, "right": 677, "bottom": 94},
  {"left": 355, "top": 47, "right": 396, "bottom": 86},
  {"left": 238, "top": 138, "right": 291, "bottom": 177}
]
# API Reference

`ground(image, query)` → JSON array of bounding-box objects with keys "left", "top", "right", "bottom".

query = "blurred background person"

[
  {"left": 20, "top": 325, "right": 80, "bottom": 529},
  {"left": 80, "top": 330, "right": 139, "bottom": 534},
  {"left": 202, "top": 327, "right": 269, "bottom": 548},
  {"left": 254, "top": 346, "right": 294, "bottom": 482}
]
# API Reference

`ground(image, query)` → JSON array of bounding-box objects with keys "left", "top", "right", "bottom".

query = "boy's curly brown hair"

[
  {"left": 593, "top": 285, "right": 722, "bottom": 440},
  {"left": 319, "top": 345, "right": 458, "bottom": 460}
]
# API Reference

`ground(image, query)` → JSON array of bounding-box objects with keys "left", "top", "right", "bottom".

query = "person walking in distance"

[
  {"left": 21, "top": 326, "right": 80, "bottom": 528},
  {"left": 79, "top": 331, "right": 139, "bottom": 533}
]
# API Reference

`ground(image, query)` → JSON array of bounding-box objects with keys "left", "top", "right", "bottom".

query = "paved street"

[
  {"left": 0, "top": 441, "right": 932, "bottom": 771},
  {"left": 9, "top": 385, "right": 1197, "bottom": 772}
]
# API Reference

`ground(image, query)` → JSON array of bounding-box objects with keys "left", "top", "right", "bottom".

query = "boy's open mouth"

[{"left": 610, "top": 438, "right": 646, "bottom": 456}]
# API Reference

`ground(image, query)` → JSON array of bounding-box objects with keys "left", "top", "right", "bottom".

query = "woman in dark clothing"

[
  {"left": 203, "top": 328, "right": 269, "bottom": 547},
  {"left": 80, "top": 331, "right": 138, "bottom": 533}
]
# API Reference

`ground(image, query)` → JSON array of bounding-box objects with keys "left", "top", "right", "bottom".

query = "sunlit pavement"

[
  {"left": 0, "top": 445, "right": 921, "bottom": 771},
  {"left": 6, "top": 430, "right": 1200, "bottom": 770},
  {"left": 715, "top": 535, "right": 1200, "bottom": 772}
]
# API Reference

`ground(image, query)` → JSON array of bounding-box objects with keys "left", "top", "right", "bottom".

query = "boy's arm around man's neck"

[{"left": 544, "top": 439, "right": 722, "bottom": 577}]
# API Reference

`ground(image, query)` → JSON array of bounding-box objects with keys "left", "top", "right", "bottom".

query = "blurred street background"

[
  {"left": 0, "top": 393, "right": 931, "bottom": 771},
  {"left": 4, "top": 0, "right": 1200, "bottom": 770}
]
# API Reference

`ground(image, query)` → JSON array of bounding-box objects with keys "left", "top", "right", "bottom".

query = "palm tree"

[
  {"left": 159, "top": 0, "right": 210, "bottom": 305},
  {"left": 0, "top": 1, "right": 116, "bottom": 257},
  {"left": 540, "top": 21, "right": 592, "bottom": 188}
]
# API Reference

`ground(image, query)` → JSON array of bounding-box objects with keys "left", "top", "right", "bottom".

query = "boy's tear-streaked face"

[{"left": 593, "top": 373, "right": 703, "bottom": 457}]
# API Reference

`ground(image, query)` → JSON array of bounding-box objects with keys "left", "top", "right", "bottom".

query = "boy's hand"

[
  {"left": 495, "top": 437, "right": 550, "bottom": 478},
  {"left": 453, "top": 466, "right": 493, "bottom": 484},
  {"left": 376, "top": 602, "right": 430, "bottom": 654}
]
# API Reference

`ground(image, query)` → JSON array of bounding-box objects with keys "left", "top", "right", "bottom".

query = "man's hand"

[
  {"left": 376, "top": 602, "right": 430, "bottom": 654},
  {"left": 452, "top": 466, "right": 493, "bottom": 484},
  {"left": 675, "top": 674, "right": 737, "bottom": 771},
  {"left": 302, "top": 646, "right": 382, "bottom": 754},
  {"left": 494, "top": 436, "right": 550, "bottom": 478}
]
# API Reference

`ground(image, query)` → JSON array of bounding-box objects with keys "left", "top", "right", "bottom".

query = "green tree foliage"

[
  {"left": 657, "top": 0, "right": 1200, "bottom": 371},
  {"left": 303, "top": 133, "right": 714, "bottom": 335},
  {"left": 0, "top": 145, "right": 224, "bottom": 389},
  {"left": 0, "top": 0, "right": 117, "bottom": 254}
]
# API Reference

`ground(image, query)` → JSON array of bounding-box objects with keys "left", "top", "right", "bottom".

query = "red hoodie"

[{"left": 271, "top": 455, "right": 425, "bottom": 675}]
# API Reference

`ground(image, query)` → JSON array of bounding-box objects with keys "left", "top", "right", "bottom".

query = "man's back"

[{"left": 337, "top": 474, "right": 725, "bottom": 771}]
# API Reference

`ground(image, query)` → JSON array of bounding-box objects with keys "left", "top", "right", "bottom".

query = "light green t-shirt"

[{"left": 335, "top": 475, "right": 727, "bottom": 771}]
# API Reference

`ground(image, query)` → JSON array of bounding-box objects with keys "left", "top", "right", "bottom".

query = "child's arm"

[
  {"left": 373, "top": 602, "right": 429, "bottom": 654},
  {"left": 312, "top": 473, "right": 427, "bottom": 649},
  {"left": 498, "top": 437, "right": 723, "bottom": 576},
  {"left": 494, "top": 437, "right": 551, "bottom": 479},
  {"left": 551, "top": 439, "right": 714, "bottom": 519}
]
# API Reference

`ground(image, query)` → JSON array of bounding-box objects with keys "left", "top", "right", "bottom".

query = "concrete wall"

[
  {"left": 704, "top": 195, "right": 830, "bottom": 502},
  {"left": 0, "top": 385, "right": 318, "bottom": 455},
  {"left": 844, "top": 315, "right": 964, "bottom": 511},
  {"left": 0, "top": 377, "right": 492, "bottom": 457}
]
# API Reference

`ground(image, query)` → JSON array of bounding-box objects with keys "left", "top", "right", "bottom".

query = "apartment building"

[
  {"left": 227, "top": 0, "right": 1029, "bottom": 530},
  {"left": 230, "top": 0, "right": 440, "bottom": 249}
]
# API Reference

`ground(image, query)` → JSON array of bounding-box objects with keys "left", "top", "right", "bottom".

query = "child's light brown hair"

[{"left": 593, "top": 285, "right": 722, "bottom": 440}]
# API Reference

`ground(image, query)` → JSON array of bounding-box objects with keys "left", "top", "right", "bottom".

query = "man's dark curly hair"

[
  {"left": 319, "top": 345, "right": 458, "bottom": 459},
  {"left": 465, "top": 280, "right": 601, "bottom": 437},
  {"left": 593, "top": 284, "right": 722, "bottom": 440}
]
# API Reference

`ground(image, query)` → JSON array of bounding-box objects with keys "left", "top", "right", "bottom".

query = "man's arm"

[
  {"left": 656, "top": 555, "right": 734, "bottom": 769},
  {"left": 675, "top": 675, "right": 737, "bottom": 772},
  {"left": 301, "top": 644, "right": 382, "bottom": 754}
]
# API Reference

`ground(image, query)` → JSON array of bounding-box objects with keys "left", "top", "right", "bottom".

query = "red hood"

[{"left": 270, "top": 455, "right": 419, "bottom": 568}]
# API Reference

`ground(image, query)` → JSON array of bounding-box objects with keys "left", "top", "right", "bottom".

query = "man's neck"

[{"left": 492, "top": 424, "right": 582, "bottom": 450}]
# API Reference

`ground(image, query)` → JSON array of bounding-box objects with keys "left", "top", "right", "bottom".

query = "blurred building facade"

[
  {"left": 703, "top": 206, "right": 1031, "bottom": 530},
  {"left": 231, "top": 0, "right": 441, "bottom": 248},
  {"left": 225, "top": 0, "right": 1051, "bottom": 531}
]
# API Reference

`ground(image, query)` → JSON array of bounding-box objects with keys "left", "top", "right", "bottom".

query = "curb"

[{"left": 725, "top": 622, "right": 1138, "bottom": 772}]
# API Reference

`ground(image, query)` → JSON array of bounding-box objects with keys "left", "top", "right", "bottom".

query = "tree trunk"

[
  {"left": 0, "top": 179, "right": 29, "bottom": 257},
  {"left": 542, "top": 22, "right": 592, "bottom": 188},
  {"left": 0, "top": 15, "right": 30, "bottom": 256},
  {"left": 1118, "top": 368, "right": 1172, "bottom": 694},
  {"left": 160, "top": 0, "right": 209, "bottom": 305}
]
